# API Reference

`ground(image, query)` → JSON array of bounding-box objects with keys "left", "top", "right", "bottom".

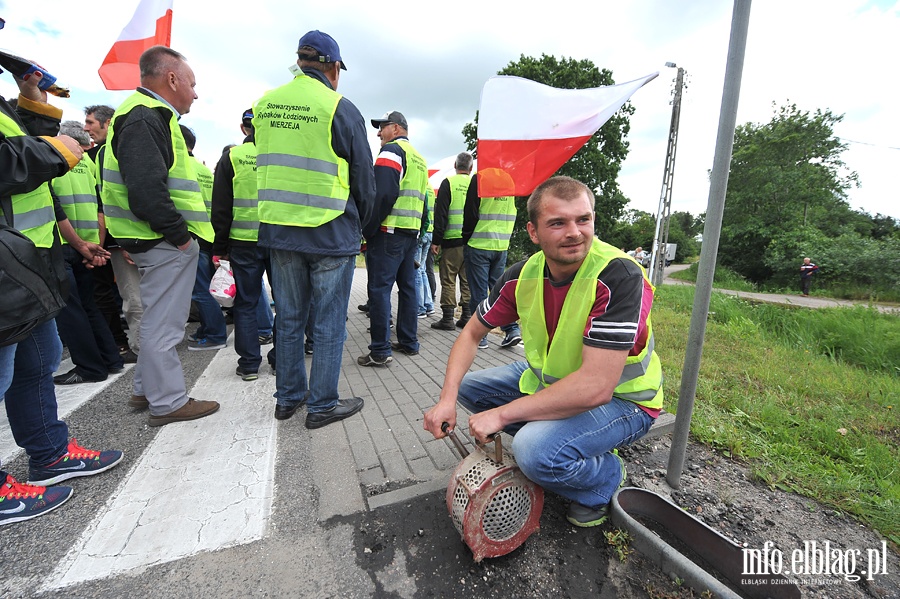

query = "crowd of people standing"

[{"left": 2, "top": 28, "right": 663, "bottom": 535}]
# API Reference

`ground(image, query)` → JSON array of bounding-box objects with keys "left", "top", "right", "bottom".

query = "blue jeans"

[
  {"left": 269, "top": 249, "right": 354, "bottom": 414},
  {"left": 229, "top": 246, "right": 270, "bottom": 371},
  {"left": 55, "top": 245, "right": 123, "bottom": 380},
  {"left": 464, "top": 246, "right": 519, "bottom": 335},
  {"left": 457, "top": 361, "right": 653, "bottom": 508},
  {"left": 192, "top": 249, "right": 228, "bottom": 345},
  {"left": 416, "top": 232, "right": 434, "bottom": 315},
  {"left": 366, "top": 232, "right": 419, "bottom": 355},
  {"left": 257, "top": 283, "right": 274, "bottom": 336},
  {"left": 1, "top": 320, "right": 69, "bottom": 470}
]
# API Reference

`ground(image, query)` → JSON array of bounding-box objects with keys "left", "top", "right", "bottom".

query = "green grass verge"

[{"left": 653, "top": 285, "right": 900, "bottom": 544}]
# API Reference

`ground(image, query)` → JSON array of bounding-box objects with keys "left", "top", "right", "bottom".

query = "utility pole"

[
  {"left": 667, "top": 0, "right": 752, "bottom": 489},
  {"left": 648, "top": 63, "right": 685, "bottom": 288}
]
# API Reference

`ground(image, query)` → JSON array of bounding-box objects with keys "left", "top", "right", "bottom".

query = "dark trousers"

[
  {"left": 91, "top": 261, "right": 129, "bottom": 348},
  {"left": 56, "top": 245, "right": 124, "bottom": 380},
  {"left": 230, "top": 245, "right": 269, "bottom": 371},
  {"left": 367, "top": 232, "right": 419, "bottom": 356}
]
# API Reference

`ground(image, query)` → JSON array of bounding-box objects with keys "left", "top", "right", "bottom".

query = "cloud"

[{"left": 1, "top": 0, "right": 897, "bottom": 220}]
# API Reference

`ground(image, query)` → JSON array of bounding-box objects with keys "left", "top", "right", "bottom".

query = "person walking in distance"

[{"left": 799, "top": 257, "right": 819, "bottom": 296}]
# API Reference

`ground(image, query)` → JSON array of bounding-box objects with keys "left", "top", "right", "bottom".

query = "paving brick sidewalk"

[{"left": 333, "top": 267, "right": 525, "bottom": 508}]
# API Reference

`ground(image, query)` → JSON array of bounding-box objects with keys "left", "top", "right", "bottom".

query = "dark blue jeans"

[
  {"left": 464, "top": 246, "right": 519, "bottom": 335},
  {"left": 257, "top": 284, "right": 274, "bottom": 336},
  {"left": 458, "top": 361, "right": 653, "bottom": 508},
  {"left": 192, "top": 249, "right": 228, "bottom": 345},
  {"left": 55, "top": 245, "right": 124, "bottom": 379},
  {"left": 269, "top": 249, "right": 354, "bottom": 413},
  {"left": 367, "top": 231, "right": 419, "bottom": 356},
  {"left": 1, "top": 320, "right": 69, "bottom": 469},
  {"left": 229, "top": 245, "right": 270, "bottom": 372}
]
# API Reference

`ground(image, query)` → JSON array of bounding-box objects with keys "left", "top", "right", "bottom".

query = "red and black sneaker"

[
  {"left": 0, "top": 474, "right": 73, "bottom": 526},
  {"left": 27, "top": 438, "right": 124, "bottom": 486}
]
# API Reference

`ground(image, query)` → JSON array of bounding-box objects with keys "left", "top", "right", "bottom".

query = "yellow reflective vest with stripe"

[
  {"left": 53, "top": 155, "right": 100, "bottom": 244},
  {"left": 515, "top": 238, "right": 663, "bottom": 410},
  {"left": 189, "top": 155, "right": 214, "bottom": 214},
  {"left": 101, "top": 92, "right": 214, "bottom": 243},
  {"left": 0, "top": 111, "right": 57, "bottom": 248},
  {"left": 443, "top": 173, "right": 470, "bottom": 240},
  {"left": 228, "top": 141, "right": 259, "bottom": 242},
  {"left": 382, "top": 139, "right": 429, "bottom": 232},
  {"left": 468, "top": 195, "right": 516, "bottom": 251},
  {"left": 254, "top": 74, "right": 349, "bottom": 227}
]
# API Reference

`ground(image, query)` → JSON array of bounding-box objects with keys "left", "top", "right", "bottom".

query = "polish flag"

[
  {"left": 476, "top": 73, "right": 658, "bottom": 196},
  {"left": 98, "top": 0, "right": 174, "bottom": 90}
]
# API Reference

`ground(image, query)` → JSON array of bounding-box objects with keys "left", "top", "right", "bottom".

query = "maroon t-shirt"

[{"left": 476, "top": 256, "right": 660, "bottom": 418}]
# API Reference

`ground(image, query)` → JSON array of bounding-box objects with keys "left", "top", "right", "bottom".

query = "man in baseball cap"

[
  {"left": 251, "top": 29, "right": 375, "bottom": 428},
  {"left": 297, "top": 30, "right": 347, "bottom": 70},
  {"left": 370, "top": 110, "right": 407, "bottom": 131}
]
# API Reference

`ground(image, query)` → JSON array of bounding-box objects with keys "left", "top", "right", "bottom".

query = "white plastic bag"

[{"left": 209, "top": 259, "right": 236, "bottom": 308}]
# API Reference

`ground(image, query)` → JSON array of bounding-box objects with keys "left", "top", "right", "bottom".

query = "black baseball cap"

[{"left": 371, "top": 111, "right": 408, "bottom": 130}]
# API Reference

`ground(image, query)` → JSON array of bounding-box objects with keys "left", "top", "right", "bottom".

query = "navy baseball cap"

[{"left": 297, "top": 30, "right": 346, "bottom": 70}]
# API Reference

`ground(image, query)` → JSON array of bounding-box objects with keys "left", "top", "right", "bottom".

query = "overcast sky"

[{"left": 2, "top": 0, "right": 898, "bottom": 220}]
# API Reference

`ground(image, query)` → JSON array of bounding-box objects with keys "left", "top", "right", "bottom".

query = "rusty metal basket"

[{"left": 442, "top": 424, "right": 544, "bottom": 562}]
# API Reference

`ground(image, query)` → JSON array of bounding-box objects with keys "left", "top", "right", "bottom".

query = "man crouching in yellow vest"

[{"left": 424, "top": 176, "right": 663, "bottom": 528}]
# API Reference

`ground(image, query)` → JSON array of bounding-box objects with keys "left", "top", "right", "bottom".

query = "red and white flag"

[
  {"left": 98, "top": 0, "right": 173, "bottom": 90},
  {"left": 476, "top": 73, "right": 658, "bottom": 196}
]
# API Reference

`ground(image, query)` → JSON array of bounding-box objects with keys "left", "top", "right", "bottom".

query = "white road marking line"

[{"left": 44, "top": 341, "right": 279, "bottom": 589}]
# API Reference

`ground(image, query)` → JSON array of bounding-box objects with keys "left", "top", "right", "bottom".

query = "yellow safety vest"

[
  {"left": 190, "top": 155, "right": 214, "bottom": 214},
  {"left": 53, "top": 155, "right": 100, "bottom": 244},
  {"left": 468, "top": 195, "right": 516, "bottom": 251},
  {"left": 254, "top": 74, "right": 349, "bottom": 227},
  {"left": 101, "top": 92, "right": 214, "bottom": 242},
  {"left": 444, "top": 173, "right": 470, "bottom": 240},
  {"left": 228, "top": 141, "right": 259, "bottom": 242},
  {"left": 515, "top": 238, "right": 663, "bottom": 410},
  {"left": 0, "top": 111, "right": 58, "bottom": 248},
  {"left": 382, "top": 139, "right": 429, "bottom": 231}
]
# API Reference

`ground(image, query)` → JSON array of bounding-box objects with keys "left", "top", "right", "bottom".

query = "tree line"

[{"left": 462, "top": 55, "right": 899, "bottom": 301}]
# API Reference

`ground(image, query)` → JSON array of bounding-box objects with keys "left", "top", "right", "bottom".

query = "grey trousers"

[
  {"left": 110, "top": 248, "right": 143, "bottom": 353},
  {"left": 130, "top": 240, "right": 199, "bottom": 415}
]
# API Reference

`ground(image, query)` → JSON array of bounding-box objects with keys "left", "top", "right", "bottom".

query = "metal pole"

[
  {"left": 649, "top": 65, "right": 685, "bottom": 287},
  {"left": 667, "top": 0, "right": 752, "bottom": 489}
]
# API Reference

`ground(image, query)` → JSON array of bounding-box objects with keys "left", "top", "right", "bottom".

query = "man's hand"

[
  {"left": 120, "top": 249, "right": 135, "bottom": 266},
  {"left": 423, "top": 400, "right": 459, "bottom": 439},
  {"left": 431, "top": 243, "right": 440, "bottom": 255},
  {"left": 468, "top": 410, "right": 505, "bottom": 444},
  {"left": 177, "top": 239, "right": 193, "bottom": 251},
  {"left": 212, "top": 254, "right": 226, "bottom": 267},
  {"left": 56, "top": 135, "right": 84, "bottom": 162},
  {"left": 75, "top": 241, "right": 111, "bottom": 268}
]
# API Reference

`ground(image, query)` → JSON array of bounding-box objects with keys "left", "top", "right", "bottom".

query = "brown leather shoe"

[
  {"left": 148, "top": 398, "right": 220, "bottom": 427},
  {"left": 128, "top": 394, "right": 149, "bottom": 409}
]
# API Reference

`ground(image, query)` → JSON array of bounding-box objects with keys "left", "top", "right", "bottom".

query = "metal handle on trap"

[{"left": 441, "top": 422, "right": 503, "bottom": 464}]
